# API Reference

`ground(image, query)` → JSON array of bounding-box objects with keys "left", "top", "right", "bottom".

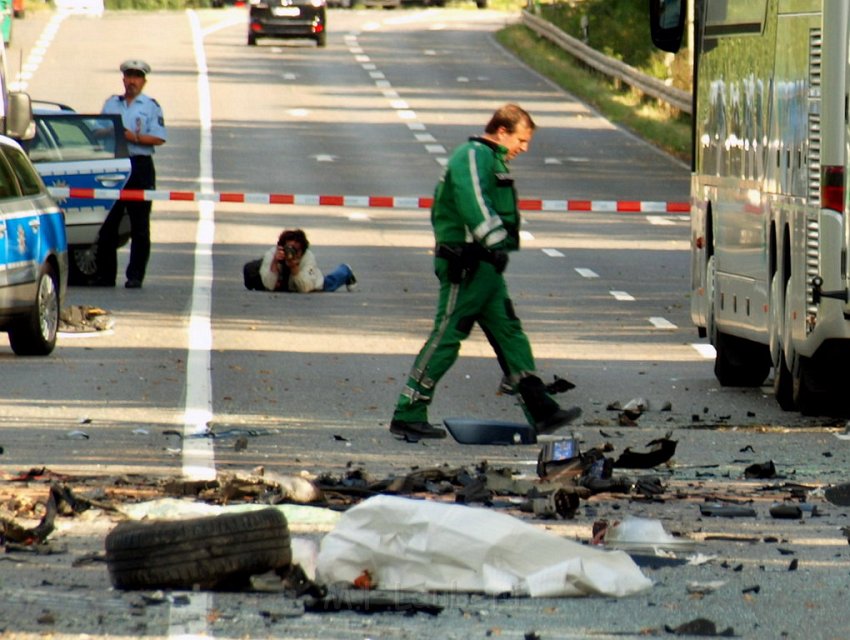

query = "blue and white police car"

[
  {"left": 0, "top": 134, "right": 67, "bottom": 355},
  {"left": 24, "top": 103, "right": 131, "bottom": 285}
]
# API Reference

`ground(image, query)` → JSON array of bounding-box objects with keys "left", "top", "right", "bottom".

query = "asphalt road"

[{"left": 0, "top": 6, "right": 848, "bottom": 640}]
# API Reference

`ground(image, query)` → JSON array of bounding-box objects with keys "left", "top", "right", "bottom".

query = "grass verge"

[{"left": 496, "top": 24, "right": 691, "bottom": 163}]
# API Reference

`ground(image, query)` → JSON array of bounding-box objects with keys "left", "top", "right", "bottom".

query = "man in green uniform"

[{"left": 390, "top": 104, "right": 581, "bottom": 441}]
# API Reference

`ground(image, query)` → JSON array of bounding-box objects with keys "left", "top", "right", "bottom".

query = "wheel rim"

[
  {"left": 73, "top": 245, "right": 99, "bottom": 276},
  {"left": 37, "top": 271, "right": 59, "bottom": 343}
]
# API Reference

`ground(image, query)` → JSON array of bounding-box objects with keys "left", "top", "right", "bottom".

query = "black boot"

[{"left": 518, "top": 375, "right": 582, "bottom": 435}]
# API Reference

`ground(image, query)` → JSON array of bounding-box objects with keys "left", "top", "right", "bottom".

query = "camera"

[{"left": 282, "top": 245, "right": 298, "bottom": 259}]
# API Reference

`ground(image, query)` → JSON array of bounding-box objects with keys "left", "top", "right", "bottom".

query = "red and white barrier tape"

[{"left": 47, "top": 187, "right": 690, "bottom": 213}]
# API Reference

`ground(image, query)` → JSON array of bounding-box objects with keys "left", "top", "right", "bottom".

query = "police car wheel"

[
  {"left": 105, "top": 508, "right": 292, "bottom": 590},
  {"left": 8, "top": 263, "right": 59, "bottom": 356}
]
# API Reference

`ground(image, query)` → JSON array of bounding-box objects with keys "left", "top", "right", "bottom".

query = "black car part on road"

[{"left": 105, "top": 508, "right": 292, "bottom": 590}]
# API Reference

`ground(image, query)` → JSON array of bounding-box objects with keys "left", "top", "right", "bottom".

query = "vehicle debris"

[
  {"left": 613, "top": 431, "right": 677, "bottom": 469},
  {"left": 58, "top": 305, "right": 114, "bottom": 333}
]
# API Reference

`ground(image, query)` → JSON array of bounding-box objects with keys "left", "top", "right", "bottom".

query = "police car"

[
  {"left": 24, "top": 103, "right": 132, "bottom": 285},
  {"left": 0, "top": 134, "right": 67, "bottom": 355}
]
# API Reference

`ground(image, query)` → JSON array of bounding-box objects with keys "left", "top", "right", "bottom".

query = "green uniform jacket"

[{"left": 431, "top": 136, "right": 520, "bottom": 252}]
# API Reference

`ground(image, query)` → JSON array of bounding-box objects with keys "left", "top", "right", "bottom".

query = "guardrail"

[{"left": 521, "top": 11, "right": 692, "bottom": 115}]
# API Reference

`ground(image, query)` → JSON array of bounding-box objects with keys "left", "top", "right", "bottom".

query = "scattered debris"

[
  {"left": 744, "top": 461, "right": 777, "bottom": 479},
  {"left": 824, "top": 483, "right": 850, "bottom": 506},
  {"left": 59, "top": 305, "right": 114, "bottom": 333},
  {"left": 699, "top": 503, "right": 757, "bottom": 518},
  {"left": 613, "top": 431, "right": 677, "bottom": 469},
  {"left": 603, "top": 516, "right": 696, "bottom": 553},
  {"left": 304, "top": 587, "right": 444, "bottom": 616},
  {"left": 664, "top": 617, "right": 735, "bottom": 636}
]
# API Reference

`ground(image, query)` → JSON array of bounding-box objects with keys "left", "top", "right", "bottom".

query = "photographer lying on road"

[{"left": 244, "top": 229, "right": 357, "bottom": 293}]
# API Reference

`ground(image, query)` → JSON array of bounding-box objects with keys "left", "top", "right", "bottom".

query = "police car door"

[
  {"left": 0, "top": 144, "right": 38, "bottom": 292},
  {"left": 26, "top": 113, "right": 131, "bottom": 248}
]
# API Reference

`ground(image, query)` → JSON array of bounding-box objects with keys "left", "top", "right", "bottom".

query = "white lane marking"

[
  {"left": 168, "top": 10, "right": 217, "bottom": 640},
  {"left": 415, "top": 133, "right": 436, "bottom": 142},
  {"left": 185, "top": 10, "right": 216, "bottom": 483},
  {"left": 11, "top": 11, "right": 68, "bottom": 90},
  {"left": 647, "top": 215, "right": 675, "bottom": 225},
  {"left": 575, "top": 268, "right": 599, "bottom": 278},
  {"left": 610, "top": 290, "right": 635, "bottom": 301},
  {"left": 520, "top": 230, "right": 534, "bottom": 241},
  {"left": 691, "top": 343, "right": 716, "bottom": 358},
  {"left": 544, "top": 157, "right": 562, "bottom": 165},
  {"left": 425, "top": 144, "right": 446, "bottom": 154},
  {"left": 649, "top": 316, "right": 677, "bottom": 329},
  {"left": 542, "top": 248, "right": 564, "bottom": 257}
]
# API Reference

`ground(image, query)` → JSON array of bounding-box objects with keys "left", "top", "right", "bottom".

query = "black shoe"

[
  {"left": 535, "top": 406, "right": 582, "bottom": 435},
  {"left": 125, "top": 279, "right": 143, "bottom": 289},
  {"left": 389, "top": 419, "right": 447, "bottom": 441}
]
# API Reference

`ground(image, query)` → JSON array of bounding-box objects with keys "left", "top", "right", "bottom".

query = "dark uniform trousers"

[{"left": 97, "top": 155, "right": 155, "bottom": 285}]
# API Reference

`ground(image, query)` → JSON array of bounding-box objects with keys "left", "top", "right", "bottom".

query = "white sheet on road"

[{"left": 317, "top": 495, "right": 652, "bottom": 598}]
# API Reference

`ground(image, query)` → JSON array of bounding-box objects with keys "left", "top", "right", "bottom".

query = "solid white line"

[
  {"left": 542, "top": 248, "right": 564, "bottom": 257},
  {"left": 184, "top": 10, "right": 216, "bottom": 484},
  {"left": 168, "top": 11, "right": 218, "bottom": 640},
  {"left": 691, "top": 343, "right": 716, "bottom": 358},
  {"left": 575, "top": 268, "right": 599, "bottom": 278},
  {"left": 610, "top": 290, "right": 635, "bottom": 301},
  {"left": 649, "top": 316, "right": 677, "bottom": 329}
]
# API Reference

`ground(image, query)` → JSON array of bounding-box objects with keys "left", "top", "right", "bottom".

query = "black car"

[{"left": 248, "top": 0, "right": 327, "bottom": 48}]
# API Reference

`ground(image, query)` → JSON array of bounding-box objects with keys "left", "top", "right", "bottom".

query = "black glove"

[{"left": 491, "top": 250, "right": 509, "bottom": 274}]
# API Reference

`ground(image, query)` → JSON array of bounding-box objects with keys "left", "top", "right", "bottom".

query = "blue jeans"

[{"left": 322, "top": 264, "right": 354, "bottom": 291}]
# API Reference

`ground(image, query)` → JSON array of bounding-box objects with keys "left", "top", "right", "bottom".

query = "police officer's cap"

[{"left": 120, "top": 59, "right": 151, "bottom": 75}]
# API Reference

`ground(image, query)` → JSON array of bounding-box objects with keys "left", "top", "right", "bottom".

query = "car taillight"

[{"left": 821, "top": 165, "right": 845, "bottom": 214}]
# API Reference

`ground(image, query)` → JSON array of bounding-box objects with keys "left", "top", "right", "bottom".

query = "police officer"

[
  {"left": 97, "top": 59, "right": 167, "bottom": 289},
  {"left": 389, "top": 104, "right": 582, "bottom": 441}
]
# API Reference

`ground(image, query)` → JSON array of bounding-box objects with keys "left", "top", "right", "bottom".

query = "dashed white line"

[
  {"left": 542, "top": 248, "right": 564, "bottom": 257},
  {"left": 691, "top": 343, "right": 716, "bottom": 358},
  {"left": 649, "top": 316, "right": 677, "bottom": 329},
  {"left": 610, "top": 290, "right": 635, "bottom": 301},
  {"left": 575, "top": 268, "right": 599, "bottom": 278}
]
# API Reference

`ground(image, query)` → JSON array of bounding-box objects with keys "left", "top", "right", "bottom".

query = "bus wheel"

[
  {"left": 773, "top": 350, "right": 795, "bottom": 410},
  {"left": 771, "top": 275, "right": 795, "bottom": 410},
  {"left": 792, "top": 357, "right": 822, "bottom": 416},
  {"left": 714, "top": 331, "right": 771, "bottom": 387}
]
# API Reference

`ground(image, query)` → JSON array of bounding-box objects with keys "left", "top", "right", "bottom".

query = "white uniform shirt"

[{"left": 102, "top": 93, "right": 168, "bottom": 156}]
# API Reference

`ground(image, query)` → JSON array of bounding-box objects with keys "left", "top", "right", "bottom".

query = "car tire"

[
  {"left": 248, "top": 33, "right": 257, "bottom": 46},
  {"left": 476, "top": 0, "right": 487, "bottom": 7},
  {"left": 67, "top": 244, "right": 101, "bottom": 286},
  {"left": 105, "top": 508, "right": 292, "bottom": 590},
  {"left": 316, "top": 31, "right": 327, "bottom": 47},
  {"left": 8, "top": 262, "right": 60, "bottom": 356}
]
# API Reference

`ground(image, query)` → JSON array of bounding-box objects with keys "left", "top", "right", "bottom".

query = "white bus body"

[{"left": 652, "top": 0, "right": 850, "bottom": 414}]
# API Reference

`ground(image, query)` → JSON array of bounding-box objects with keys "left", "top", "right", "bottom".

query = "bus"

[{"left": 650, "top": 0, "right": 850, "bottom": 415}]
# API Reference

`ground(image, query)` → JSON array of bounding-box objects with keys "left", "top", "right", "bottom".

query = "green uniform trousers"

[{"left": 393, "top": 257, "right": 536, "bottom": 423}]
